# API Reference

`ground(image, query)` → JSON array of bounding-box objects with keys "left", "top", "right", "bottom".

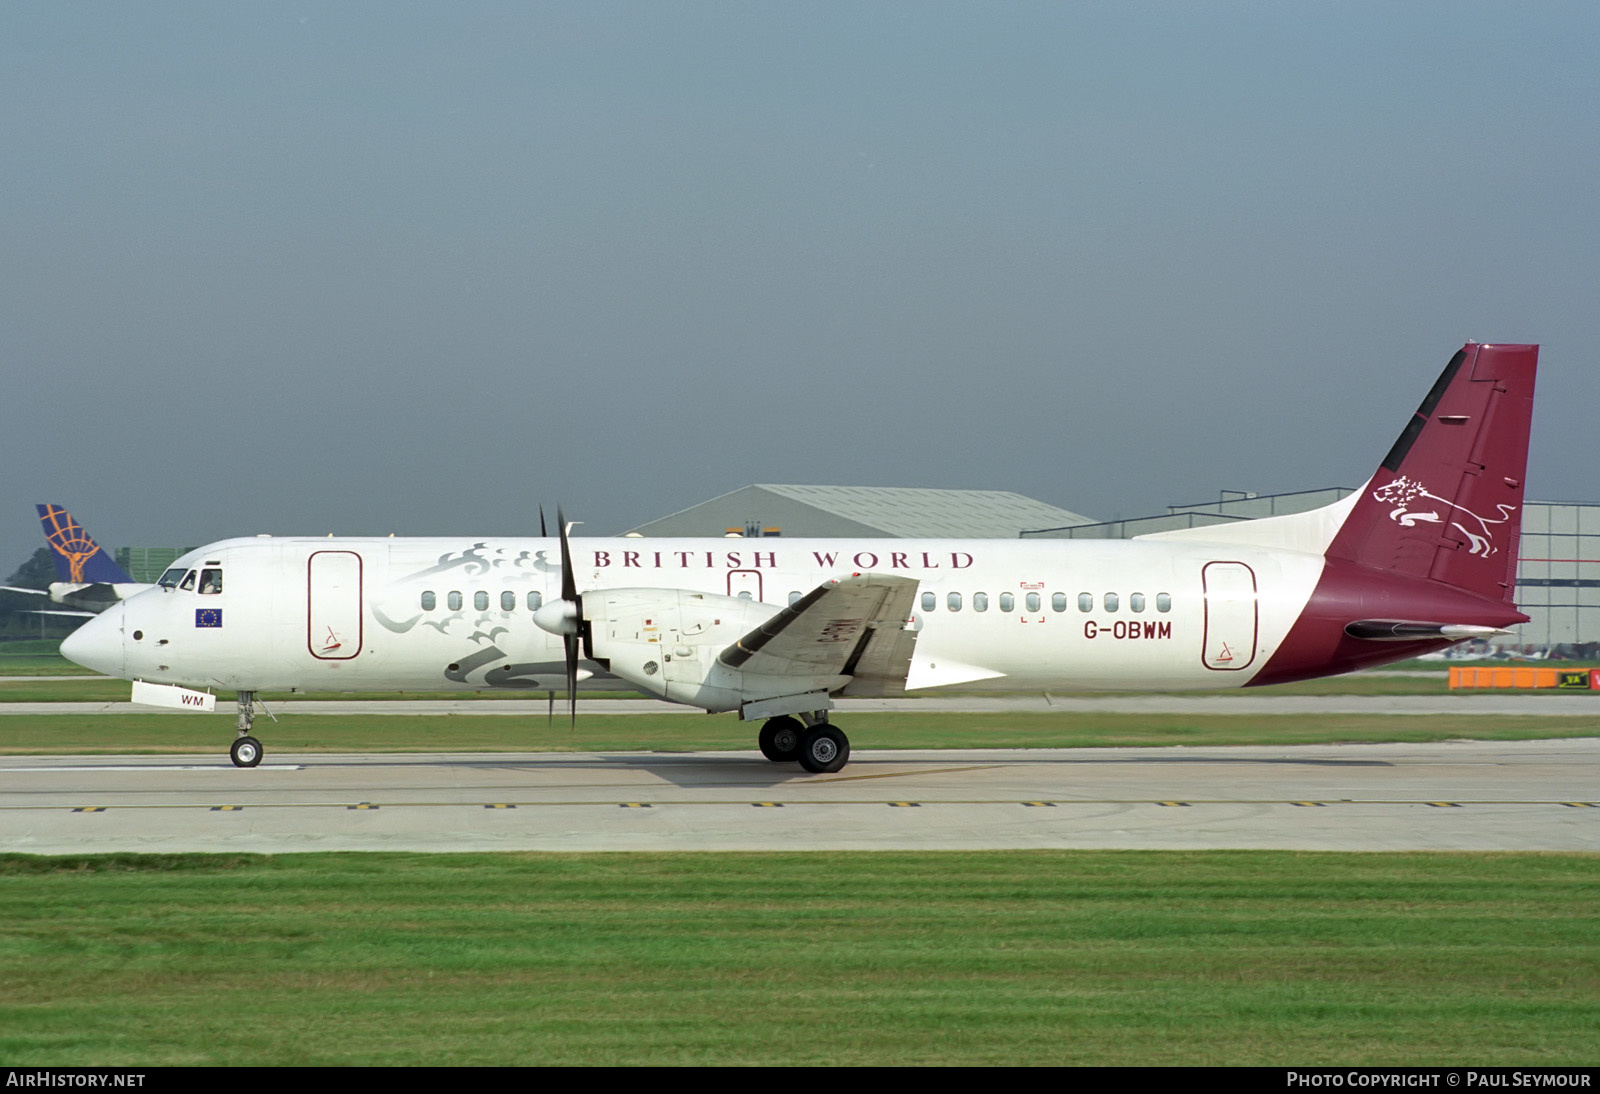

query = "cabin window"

[
  {"left": 973, "top": 592, "right": 988, "bottom": 612},
  {"left": 501, "top": 591, "right": 516, "bottom": 611},
  {"left": 448, "top": 591, "right": 462, "bottom": 611},
  {"left": 1130, "top": 593, "right": 1146, "bottom": 613},
  {"left": 789, "top": 591, "right": 803, "bottom": 606},
  {"left": 527, "top": 591, "right": 542, "bottom": 611},
  {"left": 1025, "top": 592, "right": 1041, "bottom": 613},
  {"left": 1156, "top": 592, "right": 1172, "bottom": 612},
  {"left": 1104, "top": 592, "right": 1119, "bottom": 612},
  {"left": 179, "top": 570, "right": 197, "bottom": 591},
  {"left": 1000, "top": 592, "right": 1014, "bottom": 612},
  {"left": 421, "top": 591, "right": 436, "bottom": 611},
  {"left": 1078, "top": 593, "right": 1093, "bottom": 612},
  {"left": 158, "top": 567, "right": 186, "bottom": 589},
  {"left": 198, "top": 569, "right": 223, "bottom": 595},
  {"left": 947, "top": 592, "right": 962, "bottom": 612},
  {"left": 921, "top": 591, "right": 936, "bottom": 612},
  {"left": 475, "top": 591, "right": 489, "bottom": 611},
  {"left": 1052, "top": 592, "right": 1067, "bottom": 612}
]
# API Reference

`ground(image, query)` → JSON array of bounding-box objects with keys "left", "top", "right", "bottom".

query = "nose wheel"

[
  {"left": 230, "top": 690, "right": 264, "bottom": 767},
  {"left": 230, "top": 735, "right": 263, "bottom": 768}
]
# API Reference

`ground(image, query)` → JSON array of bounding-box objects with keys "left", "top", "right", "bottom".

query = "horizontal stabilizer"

[{"left": 1343, "top": 620, "right": 1508, "bottom": 642}]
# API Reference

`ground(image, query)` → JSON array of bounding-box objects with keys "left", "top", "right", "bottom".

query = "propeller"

[
  {"left": 539, "top": 505, "right": 551, "bottom": 725},
  {"left": 530, "top": 506, "right": 587, "bottom": 728}
]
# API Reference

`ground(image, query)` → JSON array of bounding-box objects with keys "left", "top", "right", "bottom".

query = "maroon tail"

[{"left": 1327, "top": 343, "right": 1538, "bottom": 604}]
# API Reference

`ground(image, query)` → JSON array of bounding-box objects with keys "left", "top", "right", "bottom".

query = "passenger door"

[
  {"left": 1201, "top": 561, "right": 1257, "bottom": 671},
  {"left": 308, "top": 550, "right": 363, "bottom": 660}
]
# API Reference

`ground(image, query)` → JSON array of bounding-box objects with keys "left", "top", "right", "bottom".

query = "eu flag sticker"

[{"left": 196, "top": 608, "right": 223, "bottom": 628}]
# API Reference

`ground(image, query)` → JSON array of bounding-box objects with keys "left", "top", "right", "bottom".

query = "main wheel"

[
  {"left": 230, "top": 735, "right": 263, "bottom": 768},
  {"left": 796, "top": 725, "right": 849, "bottom": 774},
  {"left": 758, "top": 716, "right": 803, "bottom": 762}
]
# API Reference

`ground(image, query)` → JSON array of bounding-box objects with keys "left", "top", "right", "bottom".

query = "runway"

[
  {"left": 4, "top": 693, "right": 1600, "bottom": 716},
  {"left": 2, "top": 738, "right": 1595, "bottom": 854}
]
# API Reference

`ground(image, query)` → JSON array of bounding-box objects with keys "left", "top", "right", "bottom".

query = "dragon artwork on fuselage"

[{"left": 368, "top": 542, "right": 565, "bottom": 689}]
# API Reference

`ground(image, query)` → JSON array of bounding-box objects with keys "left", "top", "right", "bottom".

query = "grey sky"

[{"left": 4, "top": 2, "right": 1596, "bottom": 566}]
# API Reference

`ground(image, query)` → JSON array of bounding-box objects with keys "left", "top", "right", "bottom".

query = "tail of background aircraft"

[{"left": 36, "top": 504, "right": 134, "bottom": 585}]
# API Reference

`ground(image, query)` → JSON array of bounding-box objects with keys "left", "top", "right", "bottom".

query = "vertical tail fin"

[
  {"left": 1327, "top": 343, "right": 1537, "bottom": 603},
  {"left": 36, "top": 504, "right": 134, "bottom": 585}
]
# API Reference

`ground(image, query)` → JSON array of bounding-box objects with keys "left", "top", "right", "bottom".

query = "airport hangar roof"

[{"left": 624, "top": 484, "right": 1097, "bottom": 539}]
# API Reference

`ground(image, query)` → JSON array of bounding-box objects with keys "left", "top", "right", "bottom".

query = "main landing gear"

[
  {"left": 758, "top": 714, "right": 850, "bottom": 774},
  {"left": 230, "top": 690, "right": 263, "bottom": 768}
]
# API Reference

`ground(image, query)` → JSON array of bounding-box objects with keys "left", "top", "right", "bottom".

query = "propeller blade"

[
  {"left": 539, "top": 505, "right": 548, "bottom": 539},
  {"left": 565, "top": 632, "right": 579, "bottom": 730},
  {"left": 556, "top": 505, "right": 581, "bottom": 729},
  {"left": 556, "top": 505, "right": 577, "bottom": 605}
]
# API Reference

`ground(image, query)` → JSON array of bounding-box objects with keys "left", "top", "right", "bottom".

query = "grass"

[
  {"left": 0, "top": 850, "right": 1593, "bottom": 1066},
  {"left": 0, "top": 711, "right": 1595, "bottom": 756},
  {"left": 0, "top": 653, "right": 93, "bottom": 677}
]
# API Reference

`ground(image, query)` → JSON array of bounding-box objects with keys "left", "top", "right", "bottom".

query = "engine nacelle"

[{"left": 584, "top": 588, "right": 846, "bottom": 715}]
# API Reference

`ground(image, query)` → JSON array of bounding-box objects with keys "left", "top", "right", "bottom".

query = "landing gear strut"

[
  {"left": 758, "top": 713, "right": 849, "bottom": 773},
  {"left": 231, "top": 690, "right": 263, "bottom": 768}
]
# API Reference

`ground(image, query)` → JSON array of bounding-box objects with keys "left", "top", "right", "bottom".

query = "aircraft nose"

[{"left": 60, "top": 603, "right": 125, "bottom": 678}]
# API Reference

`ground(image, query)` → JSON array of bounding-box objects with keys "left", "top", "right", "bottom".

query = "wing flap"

[{"left": 718, "top": 574, "right": 920, "bottom": 682}]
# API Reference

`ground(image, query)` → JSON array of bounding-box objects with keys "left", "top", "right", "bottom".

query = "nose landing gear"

[{"left": 230, "top": 690, "right": 263, "bottom": 768}]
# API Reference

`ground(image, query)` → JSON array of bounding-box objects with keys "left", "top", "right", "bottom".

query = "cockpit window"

[
  {"left": 179, "top": 570, "right": 197, "bottom": 591},
  {"left": 199, "top": 569, "right": 223, "bottom": 595},
  {"left": 158, "top": 568, "right": 187, "bottom": 589}
]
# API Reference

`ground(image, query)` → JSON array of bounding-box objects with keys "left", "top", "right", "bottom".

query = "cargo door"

[
  {"left": 308, "top": 550, "right": 363, "bottom": 660},
  {"left": 1201, "top": 561, "right": 1257, "bottom": 671}
]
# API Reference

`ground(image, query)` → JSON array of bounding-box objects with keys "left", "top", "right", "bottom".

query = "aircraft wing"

[{"left": 717, "top": 573, "right": 920, "bottom": 690}]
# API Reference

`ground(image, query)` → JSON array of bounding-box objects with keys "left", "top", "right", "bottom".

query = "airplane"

[
  {"left": 61, "top": 342, "right": 1538, "bottom": 772},
  {"left": 1, "top": 505, "right": 149, "bottom": 618}
]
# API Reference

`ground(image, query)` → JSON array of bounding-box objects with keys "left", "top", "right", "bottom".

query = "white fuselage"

[{"left": 84, "top": 534, "right": 1328, "bottom": 696}]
